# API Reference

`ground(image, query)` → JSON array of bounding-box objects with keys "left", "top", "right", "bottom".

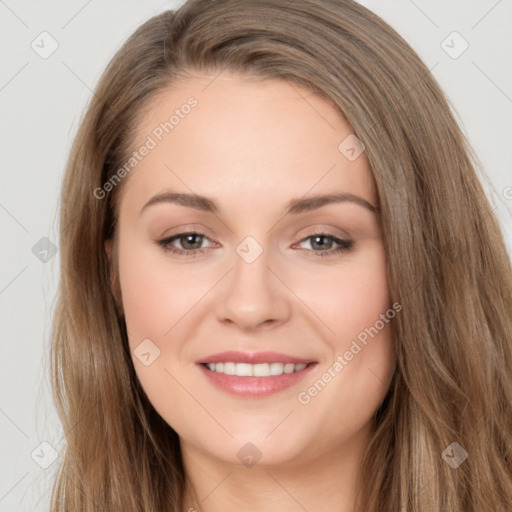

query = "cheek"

[
  {"left": 116, "top": 237, "right": 208, "bottom": 428},
  {"left": 292, "top": 243, "right": 394, "bottom": 421},
  {"left": 296, "top": 241, "right": 391, "bottom": 343},
  {"left": 117, "top": 237, "right": 208, "bottom": 345}
]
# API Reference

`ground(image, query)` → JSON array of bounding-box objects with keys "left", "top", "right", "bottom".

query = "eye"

[
  {"left": 293, "top": 232, "right": 354, "bottom": 257},
  {"left": 157, "top": 231, "right": 354, "bottom": 258},
  {"left": 158, "top": 232, "right": 213, "bottom": 258}
]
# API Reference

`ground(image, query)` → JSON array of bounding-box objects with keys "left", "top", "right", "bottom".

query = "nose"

[{"left": 215, "top": 240, "right": 292, "bottom": 332}]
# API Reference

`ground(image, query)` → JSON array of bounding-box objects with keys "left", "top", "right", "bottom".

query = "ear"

[{"left": 105, "top": 239, "right": 124, "bottom": 317}]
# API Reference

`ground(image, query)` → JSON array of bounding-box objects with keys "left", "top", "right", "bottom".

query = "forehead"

[{"left": 121, "top": 72, "right": 376, "bottom": 215}]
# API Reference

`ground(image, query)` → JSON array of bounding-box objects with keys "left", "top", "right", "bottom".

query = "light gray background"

[{"left": 1, "top": 1, "right": 511, "bottom": 510}]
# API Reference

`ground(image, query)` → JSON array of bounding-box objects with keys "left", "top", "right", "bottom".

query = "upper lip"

[{"left": 197, "top": 351, "right": 316, "bottom": 365}]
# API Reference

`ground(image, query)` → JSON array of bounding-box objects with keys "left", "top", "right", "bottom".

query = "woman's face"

[{"left": 109, "top": 72, "right": 396, "bottom": 468}]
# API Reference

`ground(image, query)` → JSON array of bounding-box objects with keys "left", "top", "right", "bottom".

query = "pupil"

[
  {"left": 313, "top": 235, "right": 331, "bottom": 250},
  {"left": 184, "top": 234, "right": 201, "bottom": 249}
]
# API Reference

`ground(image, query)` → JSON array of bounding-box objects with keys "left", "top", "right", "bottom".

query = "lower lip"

[{"left": 198, "top": 363, "right": 317, "bottom": 397}]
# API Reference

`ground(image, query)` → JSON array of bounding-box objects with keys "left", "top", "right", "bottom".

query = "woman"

[{"left": 50, "top": 0, "right": 512, "bottom": 510}]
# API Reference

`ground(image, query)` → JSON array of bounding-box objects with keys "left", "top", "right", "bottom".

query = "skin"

[{"left": 106, "top": 72, "right": 396, "bottom": 512}]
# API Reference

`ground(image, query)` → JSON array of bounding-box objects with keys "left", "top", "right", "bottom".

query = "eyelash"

[{"left": 157, "top": 231, "right": 354, "bottom": 258}]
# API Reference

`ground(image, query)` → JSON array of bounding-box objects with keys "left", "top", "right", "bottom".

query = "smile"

[
  {"left": 198, "top": 359, "right": 317, "bottom": 397},
  {"left": 204, "top": 362, "right": 309, "bottom": 376}
]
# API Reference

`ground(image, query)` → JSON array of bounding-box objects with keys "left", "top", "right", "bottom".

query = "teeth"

[
  {"left": 205, "top": 362, "right": 308, "bottom": 376},
  {"left": 224, "top": 362, "right": 235, "bottom": 375},
  {"left": 253, "top": 363, "right": 269, "bottom": 377},
  {"left": 236, "top": 363, "right": 253, "bottom": 376}
]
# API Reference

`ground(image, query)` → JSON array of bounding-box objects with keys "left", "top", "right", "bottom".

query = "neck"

[{"left": 180, "top": 424, "right": 371, "bottom": 512}]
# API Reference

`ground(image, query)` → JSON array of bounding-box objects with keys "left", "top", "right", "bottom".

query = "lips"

[
  {"left": 196, "top": 350, "right": 316, "bottom": 365},
  {"left": 196, "top": 350, "right": 318, "bottom": 397}
]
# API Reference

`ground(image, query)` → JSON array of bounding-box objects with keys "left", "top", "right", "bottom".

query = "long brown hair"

[{"left": 50, "top": 1, "right": 512, "bottom": 510}]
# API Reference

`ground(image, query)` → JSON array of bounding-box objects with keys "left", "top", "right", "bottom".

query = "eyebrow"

[{"left": 140, "top": 191, "right": 379, "bottom": 216}]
